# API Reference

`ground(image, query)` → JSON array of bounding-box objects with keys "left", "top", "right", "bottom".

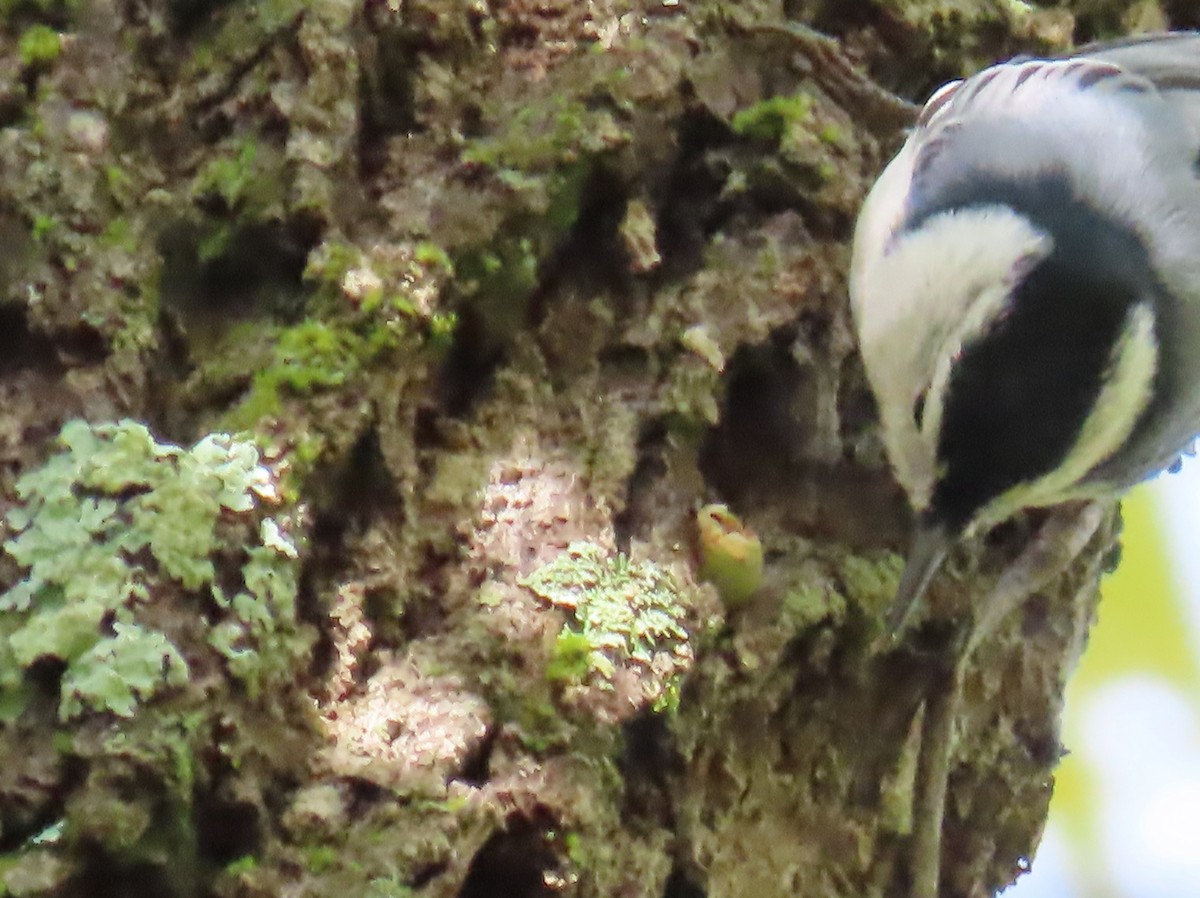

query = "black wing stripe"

[
  {"left": 1014, "top": 65, "right": 1042, "bottom": 88},
  {"left": 1076, "top": 63, "right": 1123, "bottom": 89}
]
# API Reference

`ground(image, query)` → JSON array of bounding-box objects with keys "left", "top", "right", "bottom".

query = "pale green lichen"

[
  {"left": 522, "top": 543, "right": 692, "bottom": 712},
  {"left": 58, "top": 624, "right": 188, "bottom": 720},
  {"left": 0, "top": 419, "right": 302, "bottom": 719}
]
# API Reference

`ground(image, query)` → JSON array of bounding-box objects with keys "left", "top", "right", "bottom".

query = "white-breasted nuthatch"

[{"left": 850, "top": 33, "right": 1200, "bottom": 631}]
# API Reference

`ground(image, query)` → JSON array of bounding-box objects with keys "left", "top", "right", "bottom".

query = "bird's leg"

[
  {"left": 909, "top": 645, "right": 967, "bottom": 898},
  {"left": 966, "top": 501, "right": 1107, "bottom": 656},
  {"left": 906, "top": 500, "right": 1107, "bottom": 898}
]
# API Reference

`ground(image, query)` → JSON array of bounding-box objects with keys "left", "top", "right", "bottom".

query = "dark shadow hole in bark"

[
  {"left": 156, "top": 215, "right": 321, "bottom": 336},
  {"left": 347, "top": 778, "right": 387, "bottom": 814},
  {"left": 1071, "top": 13, "right": 1125, "bottom": 46},
  {"left": 309, "top": 425, "right": 402, "bottom": 535},
  {"left": 433, "top": 155, "right": 630, "bottom": 409},
  {"left": 613, "top": 418, "right": 669, "bottom": 554},
  {"left": 619, "top": 712, "right": 682, "bottom": 826},
  {"left": 0, "top": 89, "right": 24, "bottom": 130},
  {"left": 700, "top": 334, "right": 807, "bottom": 506},
  {"left": 0, "top": 303, "right": 104, "bottom": 375},
  {"left": 701, "top": 331, "right": 908, "bottom": 546},
  {"left": 356, "top": 21, "right": 425, "bottom": 178},
  {"left": 786, "top": 0, "right": 877, "bottom": 29},
  {"left": 434, "top": 305, "right": 503, "bottom": 418},
  {"left": 21, "top": 656, "right": 67, "bottom": 704},
  {"left": 1, "top": 1, "right": 75, "bottom": 30},
  {"left": 300, "top": 424, "right": 402, "bottom": 676},
  {"left": 0, "top": 736, "right": 78, "bottom": 853},
  {"left": 68, "top": 857, "right": 181, "bottom": 898},
  {"left": 458, "top": 817, "right": 562, "bottom": 898},
  {"left": 412, "top": 861, "right": 450, "bottom": 889},
  {"left": 166, "top": 0, "right": 239, "bottom": 37},
  {"left": 662, "top": 866, "right": 707, "bottom": 898},
  {"left": 652, "top": 110, "right": 741, "bottom": 281},
  {"left": 457, "top": 726, "right": 496, "bottom": 788},
  {"left": 151, "top": 214, "right": 323, "bottom": 436},
  {"left": 836, "top": 353, "right": 880, "bottom": 463},
  {"left": 194, "top": 791, "right": 263, "bottom": 865},
  {"left": 530, "top": 163, "right": 633, "bottom": 327}
]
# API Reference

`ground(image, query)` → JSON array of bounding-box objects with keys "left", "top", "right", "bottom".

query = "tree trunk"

[{"left": 0, "top": 1, "right": 1169, "bottom": 897}]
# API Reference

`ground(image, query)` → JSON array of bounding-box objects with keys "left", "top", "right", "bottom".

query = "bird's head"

[{"left": 852, "top": 184, "right": 1162, "bottom": 626}]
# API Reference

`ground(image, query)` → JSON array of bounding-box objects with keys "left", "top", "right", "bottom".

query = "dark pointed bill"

[{"left": 885, "top": 523, "right": 951, "bottom": 637}]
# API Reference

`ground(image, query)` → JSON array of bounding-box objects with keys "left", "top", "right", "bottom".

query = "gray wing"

[
  {"left": 850, "top": 46, "right": 1164, "bottom": 315},
  {"left": 853, "top": 31, "right": 1200, "bottom": 327},
  {"left": 901, "top": 35, "right": 1200, "bottom": 231},
  {"left": 1076, "top": 30, "right": 1200, "bottom": 79},
  {"left": 1077, "top": 32, "right": 1200, "bottom": 137}
]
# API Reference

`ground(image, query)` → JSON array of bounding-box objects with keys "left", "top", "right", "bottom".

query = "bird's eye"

[{"left": 913, "top": 388, "right": 928, "bottom": 427}]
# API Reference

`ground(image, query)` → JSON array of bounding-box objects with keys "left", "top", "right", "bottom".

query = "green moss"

[
  {"left": 300, "top": 237, "right": 455, "bottom": 350},
  {"left": 272, "top": 320, "right": 357, "bottom": 391},
  {"left": 192, "top": 140, "right": 260, "bottom": 207},
  {"left": 413, "top": 241, "right": 454, "bottom": 276},
  {"left": 0, "top": 420, "right": 303, "bottom": 719},
  {"left": 18, "top": 23, "right": 60, "bottom": 67},
  {"left": 779, "top": 570, "right": 843, "bottom": 634},
  {"left": 817, "top": 123, "right": 848, "bottom": 148},
  {"left": 522, "top": 543, "right": 692, "bottom": 713},
  {"left": 190, "top": 139, "right": 286, "bottom": 239},
  {"left": 454, "top": 92, "right": 628, "bottom": 329},
  {"left": 427, "top": 311, "right": 457, "bottom": 349},
  {"left": 224, "top": 317, "right": 403, "bottom": 430},
  {"left": 100, "top": 216, "right": 137, "bottom": 252},
  {"left": 510, "top": 695, "right": 576, "bottom": 753},
  {"left": 663, "top": 358, "right": 722, "bottom": 431},
  {"left": 840, "top": 553, "right": 905, "bottom": 612},
  {"left": 462, "top": 96, "right": 626, "bottom": 173},
  {"left": 30, "top": 213, "right": 56, "bottom": 242},
  {"left": 103, "top": 163, "right": 134, "bottom": 200},
  {"left": 304, "top": 241, "right": 363, "bottom": 298},
  {"left": 64, "top": 783, "right": 152, "bottom": 853},
  {"left": 546, "top": 630, "right": 593, "bottom": 684},
  {"left": 305, "top": 844, "right": 340, "bottom": 873},
  {"left": 457, "top": 236, "right": 539, "bottom": 306},
  {"left": 730, "top": 94, "right": 814, "bottom": 144},
  {"left": 224, "top": 856, "right": 259, "bottom": 876}
]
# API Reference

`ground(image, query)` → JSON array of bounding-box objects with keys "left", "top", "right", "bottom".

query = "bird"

[{"left": 849, "top": 32, "right": 1200, "bottom": 633}]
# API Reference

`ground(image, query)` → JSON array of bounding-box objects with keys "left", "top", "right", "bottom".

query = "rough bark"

[{"left": 0, "top": 1, "right": 1179, "bottom": 897}]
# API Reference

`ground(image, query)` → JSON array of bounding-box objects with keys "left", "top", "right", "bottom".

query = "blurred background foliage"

[{"left": 1013, "top": 482, "right": 1200, "bottom": 897}]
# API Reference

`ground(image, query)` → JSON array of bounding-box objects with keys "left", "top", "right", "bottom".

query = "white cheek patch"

[
  {"left": 857, "top": 207, "right": 1052, "bottom": 358},
  {"left": 853, "top": 207, "right": 1052, "bottom": 512}
]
